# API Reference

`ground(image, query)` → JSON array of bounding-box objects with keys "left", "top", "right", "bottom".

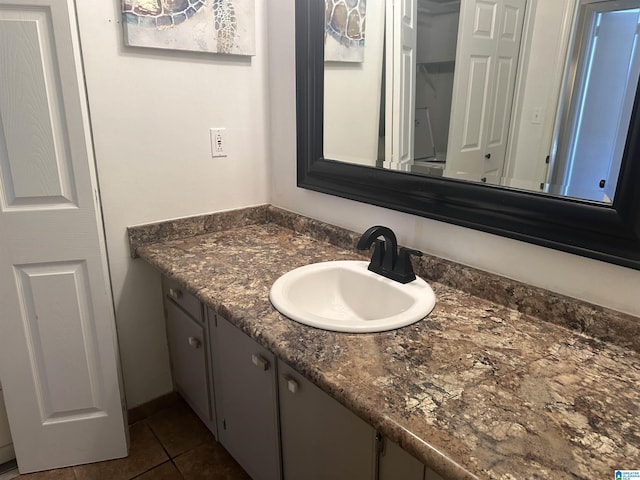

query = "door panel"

[
  {"left": 486, "top": 56, "right": 514, "bottom": 148},
  {"left": 0, "top": 0, "right": 127, "bottom": 473},
  {"left": 485, "top": 0, "right": 526, "bottom": 182},
  {"left": 0, "top": 8, "right": 76, "bottom": 208},
  {"left": 474, "top": 1, "right": 498, "bottom": 39},
  {"left": 13, "top": 261, "right": 104, "bottom": 420},
  {"left": 385, "top": 0, "right": 417, "bottom": 171},
  {"left": 461, "top": 55, "right": 491, "bottom": 151},
  {"left": 446, "top": 0, "right": 526, "bottom": 184}
]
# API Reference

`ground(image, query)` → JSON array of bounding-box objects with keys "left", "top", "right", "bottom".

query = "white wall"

[
  {"left": 267, "top": 0, "right": 640, "bottom": 318},
  {"left": 323, "top": 2, "right": 385, "bottom": 166},
  {"left": 76, "top": 1, "right": 270, "bottom": 407}
]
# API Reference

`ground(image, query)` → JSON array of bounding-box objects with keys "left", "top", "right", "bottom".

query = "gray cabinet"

[
  {"left": 379, "top": 438, "right": 445, "bottom": 480},
  {"left": 161, "top": 277, "right": 432, "bottom": 480},
  {"left": 278, "top": 359, "right": 376, "bottom": 480},
  {"left": 425, "top": 467, "right": 445, "bottom": 480},
  {"left": 379, "top": 437, "right": 425, "bottom": 480},
  {"left": 210, "top": 311, "right": 281, "bottom": 480},
  {"left": 162, "top": 277, "right": 215, "bottom": 433}
]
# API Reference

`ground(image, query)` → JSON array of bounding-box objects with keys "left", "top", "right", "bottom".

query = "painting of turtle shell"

[
  {"left": 325, "top": 0, "right": 367, "bottom": 62},
  {"left": 122, "top": 0, "right": 255, "bottom": 56}
]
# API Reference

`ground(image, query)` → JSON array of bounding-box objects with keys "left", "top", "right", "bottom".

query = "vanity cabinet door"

[
  {"left": 211, "top": 313, "right": 281, "bottom": 480},
  {"left": 165, "top": 300, "right": 212, "bottom": 426},
  {"left": 378, "top": 437, "right": 427, "bottom": 480},
  {"left": 278, "top": 359, "right": 375, "bottom": 480}
]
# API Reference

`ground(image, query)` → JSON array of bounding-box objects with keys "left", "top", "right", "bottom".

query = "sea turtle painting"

[
  {"left": 121, "top": 0, "right": 255, "bottom": 56},
  {"left": 325, "top": 0, "right": 367, "bottom": 62}
]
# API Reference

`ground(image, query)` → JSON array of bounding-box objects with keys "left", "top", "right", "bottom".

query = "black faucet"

[{"left": 356, "top": 226, "right": 423, "bottom": 284}]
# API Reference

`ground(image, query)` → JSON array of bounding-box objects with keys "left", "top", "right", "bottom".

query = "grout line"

[
  {"left": 137, "top": 420, "right": 185, "bottom": 479},
  {"left": 128, "top": 460, "right": 182, "bottom": 480},
  {"left": 144, "top": 419, "right": 174, "bottom": 463},
  {"left": 170, "top": 460, "right": 185, "bottom": 480}
]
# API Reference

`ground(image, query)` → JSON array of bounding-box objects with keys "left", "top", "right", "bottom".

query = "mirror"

[
  {"left": 323, "top": 0, "right": 640, "bottom": 205},
  {"left": 296, "top": 0, "right": 640, "bottom": 269}
]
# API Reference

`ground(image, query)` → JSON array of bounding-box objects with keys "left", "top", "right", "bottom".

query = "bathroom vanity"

[
  {"left": 159, "top": 262, "right": 430, "bottom": 480},
  {"left": 129, "top": 205, "right": 640, "bottom": 480}
]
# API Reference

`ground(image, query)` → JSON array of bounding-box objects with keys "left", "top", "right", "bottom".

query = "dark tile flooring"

[{"left": 6, "top": 395, "right": 250, "bottom": 480}]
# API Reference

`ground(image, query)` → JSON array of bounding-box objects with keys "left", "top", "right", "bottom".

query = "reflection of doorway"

[
  {"left": 552, "top": 0, "right": 640, "bottom": 202},
  {"left": 414, "top": 2, "right": 460, "bottom": 163}
]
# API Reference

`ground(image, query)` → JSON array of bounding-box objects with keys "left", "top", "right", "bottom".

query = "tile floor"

[{"left": 0, "top": 395, "right": 250, "bottom": 480}]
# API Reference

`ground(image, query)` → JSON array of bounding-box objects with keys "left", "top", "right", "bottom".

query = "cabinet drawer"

[
  {"left": 165, "top": 300, "right": 211, "bottom": 422},
  {"left": 162, "top": 277, "right": 202, "bottom": 322}
]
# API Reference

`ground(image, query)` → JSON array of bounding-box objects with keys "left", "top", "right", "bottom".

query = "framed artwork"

[
  {"left": 122, "top": 0, "right": 255, "bottom": 56},
  {"left": 325, "top": 0, "right": 366, "bottom": 62}
]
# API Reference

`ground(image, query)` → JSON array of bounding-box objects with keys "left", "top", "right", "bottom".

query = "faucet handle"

[
  {"left": 399, "top": 247, "right": 422, "bottom": 259},
  {"left": 393, "top": 248, "right": 423, "bottom": 284}
]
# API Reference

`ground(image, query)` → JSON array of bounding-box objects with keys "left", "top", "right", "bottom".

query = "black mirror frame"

[{"left": 295, "top": 0, "right": 640, "bottom": 270}]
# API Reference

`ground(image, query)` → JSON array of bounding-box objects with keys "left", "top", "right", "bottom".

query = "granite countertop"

[{"left": 130, "top": 206, "right": 640, "bottom": 480}]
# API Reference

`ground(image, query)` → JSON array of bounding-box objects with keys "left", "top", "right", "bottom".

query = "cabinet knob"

[
  {"left": 284, "top": 376, "right": 299, "bottom": 394},
  {"left": 251, "top": 354, "right": 269, "bottom": 371},
  {"left": 168, "top": 287, "right": 182, "bottom": 301},
  {"left": 187, "top": 336, "right": 201, "bottom": 349}
]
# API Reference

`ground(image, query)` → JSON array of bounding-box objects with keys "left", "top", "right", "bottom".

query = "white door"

[
  {"left": 0, "top": 0, "right": 128, "bottom": 473},
  {"left": 446, "top": 0, "right": 526, "bottom": 184},
  {"left": 385, "top": 0, "right": 418, "bottom": 171}
]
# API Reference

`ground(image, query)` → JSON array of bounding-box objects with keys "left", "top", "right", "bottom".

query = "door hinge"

[
  {"left": 222, "top": 419, "right": 226, "bottom": 430},
  {"left": 545, "top": 155, "right": 550, "bottom": 164}
]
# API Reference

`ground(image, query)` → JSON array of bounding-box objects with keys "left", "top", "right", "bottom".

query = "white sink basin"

[{"left": 269, "top": 261, "right": 436, "bottom": 333}]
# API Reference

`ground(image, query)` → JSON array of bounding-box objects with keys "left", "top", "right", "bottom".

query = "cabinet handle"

[
  {"left": 283, "top": 376, "right": 299, "bottom": 394},
  {"left": 187, "top": 336, "right": 201, "bottom": 349},
  {"left": 251, "top": 354, "right": 269, "bottom": 371},
  {"left": 168, "top": 287, "right": 182, "bottom": 301}
]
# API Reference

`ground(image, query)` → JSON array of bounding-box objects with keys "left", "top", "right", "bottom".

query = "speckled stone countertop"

[{"left": 130, "top": 205, "right": 640, "bottom": 480}]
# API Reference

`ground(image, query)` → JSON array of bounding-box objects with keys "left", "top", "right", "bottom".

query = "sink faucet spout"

[
  {"left": 356, "top": 226, "right": 398, "bottom": 271},
  {"left": 357, "top": 226, "right": 422, "bottom": 284}
]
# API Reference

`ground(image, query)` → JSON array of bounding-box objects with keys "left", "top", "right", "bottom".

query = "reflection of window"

[{"left": 552, "top": 0, "right": 640, "bottom": 203}]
